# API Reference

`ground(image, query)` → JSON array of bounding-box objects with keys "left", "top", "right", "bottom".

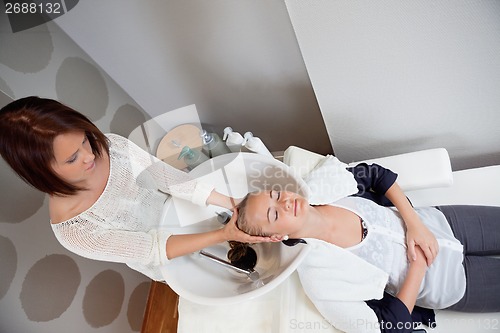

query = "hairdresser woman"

[{"left": 0, "top": 96, "right": 268, "bottom": 281}]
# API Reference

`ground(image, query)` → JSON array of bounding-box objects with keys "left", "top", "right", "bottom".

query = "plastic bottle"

[
  {"left": 243, "top": 132, "right": 273, "bottom": 158},
  {"left": 177, "top": 146, "right": 209, "bottom": 170},
  {"left": 201, "top": 130, "right": 231, "bottom": 157},
  {"left": 223, "top": 127, "right": 245, "bottom": 153}
]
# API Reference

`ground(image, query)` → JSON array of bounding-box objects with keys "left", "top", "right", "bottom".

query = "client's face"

[{"left": 244, "top": 190, "right": 309, "bottom": 237}]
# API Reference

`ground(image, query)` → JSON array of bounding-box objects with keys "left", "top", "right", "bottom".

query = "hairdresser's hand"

[
  {"left": 406, "top": 218, "right": 439, "bottom": 266},
  {"left": 269, "top": 234, "right": 288, "bottom": 242},
  {"left": 222, "top": 208, "right": 272, "bottom": 244}
]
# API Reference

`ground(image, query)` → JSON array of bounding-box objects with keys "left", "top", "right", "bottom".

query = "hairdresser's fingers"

[
  {"left": 233, "top": 227, "right": 271, "bottom": 243},
  {"left": 223, "top": 210, "right": 272, "bottom": 243},
  {"left": 269, "top": 235, "right": 284, "bottom": 242},
  {"left": 245, "top": 234, "right": 273, "bottom": 243},
  {"left": 229, "top": 207, "right": 239, "bottom": 222},
  {"left": 223, "top": 209, "right": 242, "bottom": 240}
]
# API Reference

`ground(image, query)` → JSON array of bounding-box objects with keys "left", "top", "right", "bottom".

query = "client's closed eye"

[
  {"left": 274, "top": 190, "right": 281, "bottom": 200},
  {"left": 267, "top": 190, "right": 280, "bottom": 223},
  {"left": 267, "top": 207, "right": 278, "bottom": 223}
]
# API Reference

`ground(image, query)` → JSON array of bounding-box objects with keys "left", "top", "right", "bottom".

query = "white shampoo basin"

[{"left": 160, "top": 153, "right": 311, "bottom": 305}]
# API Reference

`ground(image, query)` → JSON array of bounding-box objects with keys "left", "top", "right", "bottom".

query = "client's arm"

[
  {"left": 348, "top": 163, "right": 439, "bottom": 265},
  {"left": 365, "top": 246, "right": 430, "bottom": 333},
  {"left": 396, "top": 245, "right": 428, "bottom": 312},
  {"left": 384, "top": 182, "right": 439, "bottom": 266}
]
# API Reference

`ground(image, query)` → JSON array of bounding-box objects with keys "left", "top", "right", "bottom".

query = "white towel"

[
  {"left": 298, "top": 238, "right": 388, "bottom": 302},
  {"left": 297, "top": 238, "right": 388, "bottom": 333},
  {"left": 303, "top": 155, "right": 359, "bottom": 205}
]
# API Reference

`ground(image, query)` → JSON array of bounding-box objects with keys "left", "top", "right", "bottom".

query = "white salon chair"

[{"left": 177, "top": 147, "right": 500, "bottom": 333}]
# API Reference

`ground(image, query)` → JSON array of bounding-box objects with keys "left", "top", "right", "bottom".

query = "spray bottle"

[
  {"left": 243, "top": 132, "right": 273, "bottom": 158},
  {"left": 222, "top": 127, "right": 245, "bottom": 153}
]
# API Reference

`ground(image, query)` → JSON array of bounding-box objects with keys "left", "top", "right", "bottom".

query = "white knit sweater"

[{"left": 51, "top": 134, "right": 214, "bottom": 280}]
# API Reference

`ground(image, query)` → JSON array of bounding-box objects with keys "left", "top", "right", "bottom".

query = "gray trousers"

[{"left": 437, "top": 205, "right": 500, "bottom": 313}]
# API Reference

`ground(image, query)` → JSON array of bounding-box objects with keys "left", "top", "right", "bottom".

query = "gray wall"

[
  {"left": 286, "top": 0, "right": 500, "bottom": 170},
  {"left": 53, "top": 0, "right": 332, "bottom": 155}
]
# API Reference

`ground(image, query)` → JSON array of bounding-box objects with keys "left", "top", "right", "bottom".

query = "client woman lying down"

[{"left": 229, "top": 162, "right": 500, "bottom": 333}]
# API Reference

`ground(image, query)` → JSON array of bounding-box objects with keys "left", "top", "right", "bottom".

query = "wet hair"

[
  {"left": 227, "top": 241, "right": 257, "bottom": 271},
  {"left": 227, "top": 192, "right": 265, "bottom": 268},
  {"left": 0, "top": 96, "right": 109, "bottom": 196},
  {"left": 234, "top": 192, "right": 265, "bottom": 237}
]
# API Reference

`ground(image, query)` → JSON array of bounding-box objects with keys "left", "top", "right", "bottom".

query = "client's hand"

[
  {"left": 406, "top": 218, "right": 439, "bottom": 267},
  {"left": 411, "top": 244, "right": 428, "bottom": 269},
  {"left": 222, "top": 208, "right": 272, "bottom": 244},
  {"left": 398, "top": 244, "right": 428, "bottom": 312}
]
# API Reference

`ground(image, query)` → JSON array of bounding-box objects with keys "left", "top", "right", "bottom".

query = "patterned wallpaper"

[{"left": 0, "top": 11, "right": 152, "bottom": 333}]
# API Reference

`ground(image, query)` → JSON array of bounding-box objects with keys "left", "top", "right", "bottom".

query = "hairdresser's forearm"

[
  {"left": 166, "top": 229, "right": 225, "bottom": 259},
  {"left": 206, "top": 190, "right": 236, "bottom": 209}
]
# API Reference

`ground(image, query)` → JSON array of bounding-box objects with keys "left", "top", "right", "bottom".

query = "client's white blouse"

[
  {"left": 51, "top": 134, "right": 213, "bottom": 280},
  {"left": 331, "top": 196, "right": 466, "bottom": 309}
]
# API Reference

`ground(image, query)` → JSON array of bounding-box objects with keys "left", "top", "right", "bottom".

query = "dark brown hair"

[{"left": 0, "top": 96, "right": 109, "bottom": 196}]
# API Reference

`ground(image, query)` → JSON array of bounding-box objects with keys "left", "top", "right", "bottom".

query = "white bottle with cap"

[
  {"left": 223, "top": 127, "right": 244, "bottom": 153},
  {"left": 243, "top": 132, "right": 273, "bottom": 158}
]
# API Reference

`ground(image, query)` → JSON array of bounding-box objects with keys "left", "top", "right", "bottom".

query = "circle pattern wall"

[{"left": 0, "top": 16, "right": 152, "bottom": 332}]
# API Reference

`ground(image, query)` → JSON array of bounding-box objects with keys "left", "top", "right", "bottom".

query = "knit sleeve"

[
  {"left": 52, "top": 216, "right": 172, "bottom": 269},
  {"left": 108, "top": 134, "right": 214, "bottom": 206}
]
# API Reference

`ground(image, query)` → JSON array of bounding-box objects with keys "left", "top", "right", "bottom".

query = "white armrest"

[
  {"left": 349, "top": 149, "right": 453, "bottom": 191},
  {"left": 284, "top": 146, "right": 453, "bottom": 192}
]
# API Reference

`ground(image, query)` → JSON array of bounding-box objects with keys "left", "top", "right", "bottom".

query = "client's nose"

[{"left": 281, "top": 198, "right": 292, "bottom": 211}]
